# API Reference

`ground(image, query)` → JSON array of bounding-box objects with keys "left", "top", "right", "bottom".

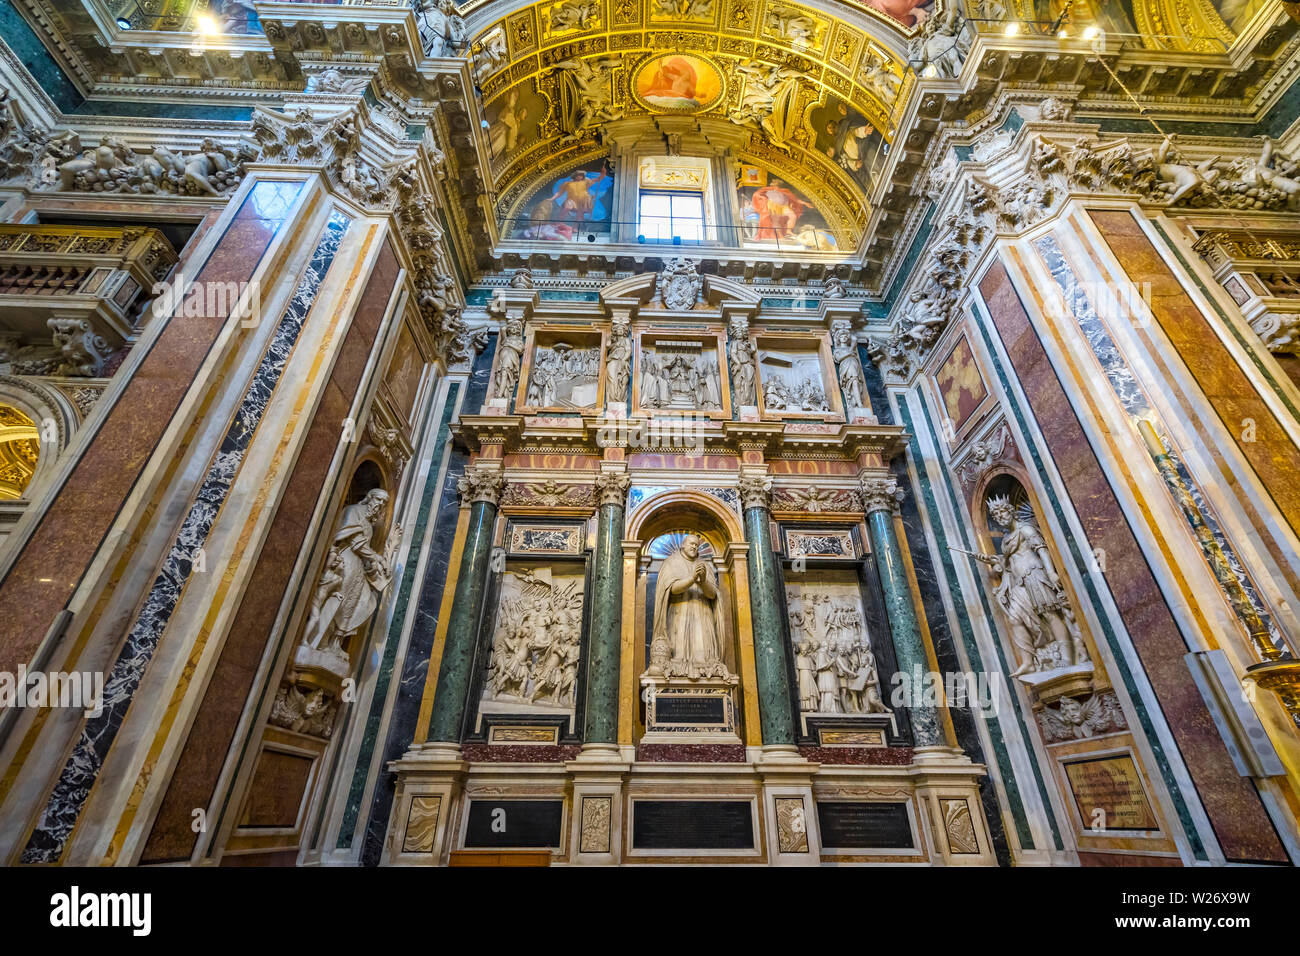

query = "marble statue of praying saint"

[
  {"left": 652, "top": 534, "right": 731, "bottom": 680},
  {"left": 973, "top": 495, "right": 1090, "bottom": 677},
  {"left": 303, "top": 488, "right": 394, "bottom": 657}
]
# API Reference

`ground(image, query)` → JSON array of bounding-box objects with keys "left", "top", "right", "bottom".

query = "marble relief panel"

[
  {"left": 785, "top": 571, "right": 889, "bottom": 717},
  {"left": 519, "top": 326, "right": 606, "bottom": 413},
  {"left": 479, "top": 566, "right": 586, "bottom": 720},
  {"left": 753, "top": 333, "right": 842, "bottom": 420}
]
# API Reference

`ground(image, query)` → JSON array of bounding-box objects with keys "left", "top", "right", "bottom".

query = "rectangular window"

[{"left": 638, "top": 190, "right": 706, "bottom": 243}]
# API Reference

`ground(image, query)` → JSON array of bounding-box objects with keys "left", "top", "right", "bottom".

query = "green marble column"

[
  {"left": 426, "top": 469, "right": 503, "bottom": 745},
  {"left": 740, "top": 476, "right": 796, "bottom": 746},
  {"left": 861, "top": 475, "right": 943, "bottom": 747},
  {"left": 584, "top": 472, "right": 629, "bottom": 744}
]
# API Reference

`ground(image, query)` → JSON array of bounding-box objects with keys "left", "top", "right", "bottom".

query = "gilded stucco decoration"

[{"left": 473, "top": 0, "right": 915, "bottom": 236}]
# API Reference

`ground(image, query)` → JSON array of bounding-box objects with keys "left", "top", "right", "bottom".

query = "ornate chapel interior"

[{"left": 0, "top": 0, "right": 1298, "bottom": 868}]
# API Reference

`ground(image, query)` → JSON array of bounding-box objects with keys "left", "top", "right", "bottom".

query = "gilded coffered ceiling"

[{"left": 469, "top": 0, "right": 916, "bottom": 248}]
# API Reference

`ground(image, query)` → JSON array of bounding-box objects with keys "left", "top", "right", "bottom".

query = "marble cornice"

[{"left": 452, "top": 413, "right": 906, "bottom": 462}]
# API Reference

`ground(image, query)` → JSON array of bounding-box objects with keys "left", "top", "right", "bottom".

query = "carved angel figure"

[{"left": 1040, "top": 693, "right": 1124, "bottom": 742}]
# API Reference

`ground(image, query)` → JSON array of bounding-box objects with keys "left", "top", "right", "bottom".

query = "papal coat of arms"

[{"left": 658, "top": 256, "right": 702, "bottom": 311}]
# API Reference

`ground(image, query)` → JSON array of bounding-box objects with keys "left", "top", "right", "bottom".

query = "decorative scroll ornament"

[
  {"left": 738, "top": 474, "right": 773, "bottom": 511},
  {"left": 458, "top": 467, "right": 505, "bottom": 506},
  {"left": 658, "top": 257, "right": 703, "bottom": 311},
  {"left": 822, "top": 276, "right": 848, "bottom": 298},
  {"left": 2, "top": 318, "right": 112, "bottom": 377},
  {"left": 858, "top": 475, "right": 902, "bottom": 514},
  {"left": 593, "top": 471, "right": 632, "bottom": 507},
  {"left": 869, "top": 181, "right": 992, "bottom": 381},
  {"left": 955, "top": 422, "right": 1014, "bottom": 489}
]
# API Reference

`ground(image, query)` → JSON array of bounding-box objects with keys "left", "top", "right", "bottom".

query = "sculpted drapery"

[{"left": 651, "top": 534, "right": 731, "bottom": 680}]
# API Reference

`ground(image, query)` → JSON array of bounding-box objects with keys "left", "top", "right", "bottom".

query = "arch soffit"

[{"left": 626, "top": 487, "right": 745, "bottom": 551}]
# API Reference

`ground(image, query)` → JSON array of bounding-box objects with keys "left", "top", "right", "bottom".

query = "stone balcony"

[{"left": 0, "top": 224, "right": 178, "bottom": 377}]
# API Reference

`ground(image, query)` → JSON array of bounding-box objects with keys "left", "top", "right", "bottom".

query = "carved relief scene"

[{"left": 478, "top": 566, "right": 586, "bottom": 723}]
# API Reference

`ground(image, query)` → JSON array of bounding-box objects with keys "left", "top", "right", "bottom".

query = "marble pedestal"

[{"left": 640, "top": 675, "right": 741, "bottom": 745}]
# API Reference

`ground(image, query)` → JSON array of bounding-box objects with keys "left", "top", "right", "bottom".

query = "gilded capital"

[
  {"left": 738, "top": 474, "right": 773, "bottom": 511},
  {"left": 457, "top": 467, "right": 504, "bottom": 507},
  {"left": 593, "top": 471, "right": 631, "bottom": 507},
  {"left": 859, "top": 475, "right": 901, "bottom": 515}
]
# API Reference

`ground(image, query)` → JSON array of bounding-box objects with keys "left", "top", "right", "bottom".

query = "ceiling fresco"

[{"left": 471, "top": 0, "right": 916, "bottom": 246}]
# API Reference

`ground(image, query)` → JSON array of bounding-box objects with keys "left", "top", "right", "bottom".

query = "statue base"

[
  {"left": 1017, "top": 661, "right": 1094, "bottom": 704},
  {"left": 640, "top": 675, "right": 741, "bottom": 745}
]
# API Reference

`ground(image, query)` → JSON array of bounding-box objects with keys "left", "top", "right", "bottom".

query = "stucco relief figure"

[
  {"left": 651, "top": 534, "right": 731, "bottom": 680},
  {"left": 789, "top": 596, "right": 889, "bottom": 714},
  {"left": 728, "top": 319, "right": 758, "bottom": 405},
  {"left": 832, "top": 321, "right": 868, "bottom": 409},
  {"left": 302, "top": 489, "right": 396, "bottom": 662},
  {"left": 971, "top": 495, "right": 1090, "bottom": 677},
  {"left": 605, "top": 317, "right": 632, "bottom": 404},
  {"left": 492, "top": 317, "right": 524, "bottom": 402}
]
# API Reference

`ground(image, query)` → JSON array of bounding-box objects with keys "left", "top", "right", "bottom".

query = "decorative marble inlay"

[
  {"left": 402, "top": 796, "right": 442, "bottom": 853},
  {"left": 775, "top": 797, "right": 810, "bottom": 853},
  {"left": 21, "top": 211, "right": 352, "bottom": 863},
  {"left": 940, "top": 798, "right": 979, "bottom": 854},
  {"left": 786, "top": 529, "right": 855, "bottom": 558},
  {"left": 1035, "top": 234, "right": 1284, "bottom": 658},
  {"left": 507, "top": 523, "right": 584, "bottom": 554},
  {"left": 579, "top": 796, "right": 612, "bottom": 853}
]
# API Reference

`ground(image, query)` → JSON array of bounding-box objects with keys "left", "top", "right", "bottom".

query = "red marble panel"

[
  {"left": 798, "top": 745, "right": 914, "bottom": 765},
  {"left": 1090, "top": 209, "right": 1300, "bottom": 540},
  {"left": 139, "top": 238, "right": 401, "bottom": 864},
  {"left": 460, "top": 744, "right": 582, "bottom": 762},
  {"left": 0, "top": 186, "right": 300, "bottom": 677},
  {"left": 979, "top": 259, "right": 1286, "bottom": 864}
]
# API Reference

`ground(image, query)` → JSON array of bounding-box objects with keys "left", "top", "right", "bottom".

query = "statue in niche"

[
  {"left": 483, "top": 569, "right": 583, "bottom": 708},
  {"left": 831, "top": 321, "right": 868, "bottom": 409},
  {"left": 605, "top": 317, "right": 632, "bottom": 404},
  {"left": 728, "top": 317, "right": 757, "bottom": 405},
  {"left": 789, "top": 594, "right": 889, "bottom": 714},
  {"left": 301, "top": 489, "right": 397, "bottom": 666},
  {"left": 492, "top": 317, "right": 524, "bottom": 402},
  {"left": 649, "top": 534, "right": 732, "bottom": 680},
  {"left": 971, "top": 494, "right": 1090, "bottom": 677}
]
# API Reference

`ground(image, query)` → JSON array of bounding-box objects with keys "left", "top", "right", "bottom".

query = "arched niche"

[
  {"left": 623, "top": 488, "right": 758, "bottom": 742},
  {"left": 969, "top": 466, "right": 1100, "bottom": 698}
]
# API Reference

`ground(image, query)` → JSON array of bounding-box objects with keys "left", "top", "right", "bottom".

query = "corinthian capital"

[
  {"left": 858, "top": 475, "right": 901, "bottom": 515},
  {"left": 593, "top": 471, "right": 631, "bottom": 507},
  {"left": 738, "top": 474, "right": 773, "bottom": 511},
  {"left": 457, "top": 467, "right": 504, "bottom": 507}
]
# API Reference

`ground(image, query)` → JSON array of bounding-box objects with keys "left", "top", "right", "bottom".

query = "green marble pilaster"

[
  {"left": 743, "top": 499, "right": 797, "bottom": 746},
  {"left": 426, "top": 494, "right": 499, "bottom": 744},
  {"left": 584, "top": 498, "right": 626, "bottom": 744},
  {"left": 862, "top": 478, "right": 944, "bottom": 747}
]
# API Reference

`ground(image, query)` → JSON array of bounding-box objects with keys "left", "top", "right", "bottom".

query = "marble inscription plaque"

[
  {"left": 632, "top": 801, "right": 754, "bottom": 850},
  {"left": 464, "top": 800, "right": 564, "bottom": 848},
  {"left": 816, "top": 801, "right": 913, "bottom": 849},
  {"left": 1063, "top": 755, "right": 1159, "bottom": 831}
]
